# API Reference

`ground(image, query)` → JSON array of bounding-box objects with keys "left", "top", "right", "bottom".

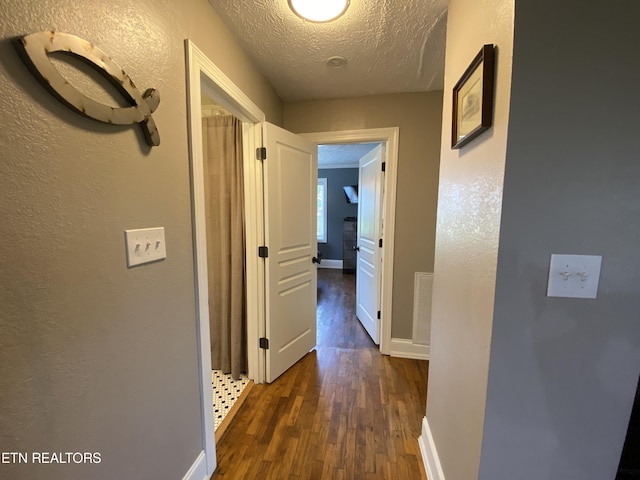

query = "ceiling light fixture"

[{"left": 288, "top": 0, "right": 350, "bottom": 23}]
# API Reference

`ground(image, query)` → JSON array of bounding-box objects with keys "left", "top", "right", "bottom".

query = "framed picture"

[{"left": 451, "top": 44, "right": 495, "bottom": 149}]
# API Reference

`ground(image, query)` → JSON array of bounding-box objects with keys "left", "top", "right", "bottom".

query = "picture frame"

[{"left": 451, "top": 44, "right": 495, "bottom": 149}]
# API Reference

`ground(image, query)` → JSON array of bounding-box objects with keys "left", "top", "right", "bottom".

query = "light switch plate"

[
  {"left": 124, "top": 227, "right": 166, "bottom": 267},
  {"left": 547, "top": 254, "right": 602, "bottom": 299}
]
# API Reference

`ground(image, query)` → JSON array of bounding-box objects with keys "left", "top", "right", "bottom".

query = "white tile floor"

[{"left": 212, "top": 370, "right": 250, "bottom": 430}]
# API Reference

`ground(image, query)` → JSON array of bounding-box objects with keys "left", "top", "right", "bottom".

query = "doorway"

[
  {"left": 304, "top": 128, "right": 400, "bottom": 355},
  {"left": 186, "top": 40, "right": 266, "bottom": 476},
  {"left": 316, "top": 142, "right": 383, "bottom": 345},
  {"left": 187, "top": 40, "right": 320, "bottom": 476},
  {"left": 199, "top": 94, "right": 252, "bottom": 433}
]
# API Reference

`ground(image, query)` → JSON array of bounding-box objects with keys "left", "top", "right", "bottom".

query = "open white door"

[
  {"left": 263, "top": 122, "right": 318, "bottom": 383},
  {"left": 355, "top": 144, "right": 384, "bottom": 344}
]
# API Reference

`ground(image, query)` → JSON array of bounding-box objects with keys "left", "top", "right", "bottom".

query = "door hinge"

[
  {"left": 258, "top": 246, "right": 269, "bottom": 258},
  {"left": 379, "top": 238, "right": 383, "bottom": 248},
  {"left": 377, "top": 310, "right": 381, "bottom": 319},
  {"left": 259, "top": 337, "right": 269, "bottom": 349},
  {"left": 381, "top": 161, "right": 386, "bottom": 172},
  {"left": 256, "top": 147, "right": 267, "bottom": 161}
]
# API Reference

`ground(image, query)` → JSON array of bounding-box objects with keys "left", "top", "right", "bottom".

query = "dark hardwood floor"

[{"left": 211, "top": 268, "right": 429, "bottom": 479}]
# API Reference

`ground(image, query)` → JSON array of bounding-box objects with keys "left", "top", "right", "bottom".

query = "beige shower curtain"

[{"left": 202, "top": 115, "right": 247, "bottom": 379}]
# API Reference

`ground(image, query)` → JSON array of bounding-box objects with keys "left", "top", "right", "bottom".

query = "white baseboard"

[
  {"left": 419, "top": 417, "right": 445, "bottom": 480},
  {"left": 318, "top": 259, "right": 343, "bottom": 269},
  {"left": 389, "top": 338, "right": 430, "bottom": 360},
  {"left": 182, "top": 451, "right": 210, "bottom": 480}
]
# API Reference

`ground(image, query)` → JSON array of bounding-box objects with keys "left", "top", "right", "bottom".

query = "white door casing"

[
  {"left": 263, "top": 122, "right": 318, "bottom": 383},
  {"left": 356, "top": 145, "right": 384, "bottom": 344}
]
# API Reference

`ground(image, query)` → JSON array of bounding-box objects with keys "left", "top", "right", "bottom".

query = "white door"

[
  {"left": 355, "top": 144, "right": 384, "bottom": 344},
  {"left": 263, "top": 122, "right": 318, "bottom": 383}
]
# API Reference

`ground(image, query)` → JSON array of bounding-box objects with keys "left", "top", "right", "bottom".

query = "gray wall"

[
  {"left": 478, "top": 1, "right": 640, "bottom": 478},
  {"left": 318, "top": 168, "right": 358, "bottom": 260},
  {"left": 0, "top": 1, "right": 282, "bottom": 479}
]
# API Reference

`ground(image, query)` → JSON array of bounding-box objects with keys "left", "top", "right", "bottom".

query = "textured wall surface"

[
  {"left": 425, "top": 0, "right": 515, "bottom": 478},
  {"left": 284, "top": 91, "right": 443, "bottom": 339},
  {"left": 478, "top": 1, "right": 640, "bottom": 478},
  {"left": 0, "top": 1, "right": 281, "bottom": 479}
]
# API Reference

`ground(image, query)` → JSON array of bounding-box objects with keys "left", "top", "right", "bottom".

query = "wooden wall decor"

[{"left": 14, "top": 31, "right": 161, "bottom": 147}]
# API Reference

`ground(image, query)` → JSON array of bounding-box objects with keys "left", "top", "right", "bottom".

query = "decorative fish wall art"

[{"left": 14, "top": 31, "right": 161, "bottom": 147}]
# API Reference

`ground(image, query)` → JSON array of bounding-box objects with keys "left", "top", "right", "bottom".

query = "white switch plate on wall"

[
  {"left": 547, "top": 254, "right": 602, "bottom": 299},
  {"left": 124, "top": 227, "right": 166, "bottom": 267}
]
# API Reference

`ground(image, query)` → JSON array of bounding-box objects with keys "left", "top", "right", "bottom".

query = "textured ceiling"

[
  {"left": 318, "top": 143, "right": 380, "bottom": 168},
  {"left": 209, "top": 0, "right": 448, "bottom": 101}
]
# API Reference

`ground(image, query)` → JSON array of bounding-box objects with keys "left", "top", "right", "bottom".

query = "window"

[{"left": 317, "top": 178, "right": 327, "bottom": 243}]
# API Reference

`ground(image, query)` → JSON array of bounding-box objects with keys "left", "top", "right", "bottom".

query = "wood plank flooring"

[{"left": 211, "top": 269, "right": 429, "bottom": 479}]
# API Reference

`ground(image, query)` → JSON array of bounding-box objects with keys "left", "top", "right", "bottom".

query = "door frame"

[
  {"left": 301, "top": 128, "right": 399, "bottom": 355},
  {"left": 185, "top": 39, "right": 266, "bottom": 475}
]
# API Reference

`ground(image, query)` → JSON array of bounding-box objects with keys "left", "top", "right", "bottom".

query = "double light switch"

[{"left": 547, "top": 254, "right": 602, "bottom": 299}]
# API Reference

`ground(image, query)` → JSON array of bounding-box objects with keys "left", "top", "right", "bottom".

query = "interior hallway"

[{"left": 211, "top": 268, "right": 429, "bottom": 479}]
